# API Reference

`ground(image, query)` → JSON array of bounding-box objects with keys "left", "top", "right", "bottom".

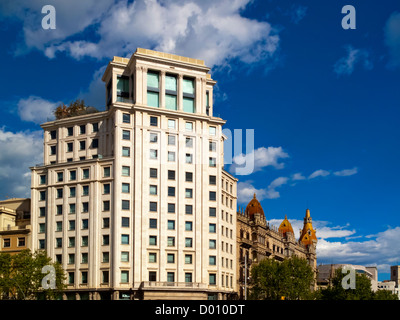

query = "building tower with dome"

[{"left": 237, "top": 194, "right": 317, "bottom": 299}]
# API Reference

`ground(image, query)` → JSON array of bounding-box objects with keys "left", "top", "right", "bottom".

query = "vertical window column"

[
  {"left": 165, "top": 74, "right": 177, "bottom": 110},
  {"left": 183, "top": 77, "right": 195, "bottom": 113},
  {"left": 147, "top": 71, "right": 160, "bottom": 108}
]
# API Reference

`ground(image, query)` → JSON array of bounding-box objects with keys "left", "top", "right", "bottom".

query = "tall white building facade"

[{"left": 30, "top": 48, "right": 237, "bottom": 300}]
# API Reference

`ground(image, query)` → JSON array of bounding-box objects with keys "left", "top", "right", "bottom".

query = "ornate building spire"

[{"left": 299, "top": 209, "right": 317, "bottom": 246}]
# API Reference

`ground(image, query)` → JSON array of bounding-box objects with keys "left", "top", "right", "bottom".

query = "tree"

[
  {"left": 373, "top": 289, "right": 398, "bottom": 300},
  {"left": 0, "top": 250, "right": 65, "bottom": 300},
  {"left": 53, "top": 99, "right": 98, "bottom": 120},
  {"left": 250, "top": 256, "right": 315, "bottom": 300}
]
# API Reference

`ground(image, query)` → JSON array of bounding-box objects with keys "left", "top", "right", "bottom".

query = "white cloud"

[
  {"left": 17, "top": 96, "right": 58, "bottom": 124},
  {"left": 0, "top": 128, "right": 43, "bottom": 198},
  {"left": 308, "top": 169, "right": 330, "bottom": 179},
  {"left": 292, "top": 172, "right": 306, "bottom": 181},
  {"left": 384, "top": 11, "right": 400, "bottom": 68},
  {"left": 333, "top": 167, "right": 358, "bottom": 177},
  {"left": 3, "top": 0, "right": 280, "bottom": 69},
  {"left": 237, "top": 181, "right": 268, "bottom": 204},
  {"left": 230, "top": 146, "right": 289, "bottom": 175},
  {"left": 333, "top": 45, "right": 373, "bottom": 76}
]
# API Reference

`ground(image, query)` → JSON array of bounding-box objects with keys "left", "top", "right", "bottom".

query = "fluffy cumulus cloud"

[
  {"left": 17, "top": 96, "right": 58, "bottom": 124},
  {"left": 333, "top": 45, "right": 373, "bottom": 76},
  {"left": 384, "top": 11, "right": 400, "bottom": 69},
  {"left": 0, "top": 128, "right": 43, "bottom": 198},
  {"left": 2, "top": 0, "right": 280, "bottom": 69}
]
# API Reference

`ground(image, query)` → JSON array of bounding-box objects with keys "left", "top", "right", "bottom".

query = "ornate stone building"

[{"left": 237, "top": 194, "right": 317, "bottom": 299}]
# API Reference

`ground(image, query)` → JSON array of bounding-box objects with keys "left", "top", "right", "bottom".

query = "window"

[
  {"left": 103, "top": 184, "right": 110, "bottom": 194},
  {"left": 149, "top": 132, "right": 158, "bottom": 143},
  {"left": 150, "top": 116, "right": 158, "bottom": 127},
  {"left": 69, "top": 220, "right": 75, "bottom": 231},
  {"left": 103, "top": 201, "right": 110, "bottom": 211},
  {"left": 92, "top": 139, "right": 98, "bottom": 148},
  {"left": 168, "top": 119, "right": 176, "bottom": 129},
  {"left": 50, "top": 145, "right": 56, "bottom": 155},
  {"left": 103, "top": 166, "right": 111, "bottom": 177},
  {"left": 56, "top": 238, "right": 62, "bottom": 248},
  {"left": 185, "top": 238, "right": 193, "bottom": 248},
  {"left": 168, "top": 135, "right": 176, "bottom": 145},
  {"left": 123, "top": 113, "right": 130, "bottom": 123},
  {"left": 167, "top": 253, "right": 175, "bottom": 263},
  {"left": 117, "top": 75, "right": 129, "bottom": 102},
  {"left": 209, "top": 157, "right": 216, "bottom": 167},
  {"left": 150, "top": 149, "right": 158, "bottom": 159},
  {"left": 149, "top": 202, "right": 157, "bottom": 212},
  {"left": 122, "top": 130, "right": 130, "bottom": 140},
  {"left": 40, "top": 175, "right": 46, "bottom": 185},
  {"left": 56, "top": 205, "right": 62, "bottom": 215},
  {"left": 39, "top": 190, "right": 46, "bottom": 201},
  {"left": 209, "top": 126, "right": 216, "bottom": 136},
  {"left": 39, "top": 207, "right": 46, "bottom": 217},
  {"left": 82, "top": 202, "right": 89, "bottom": 213},
  {"left": 69, "top": 204, "right": 76, "bottom": 214},
  {"left": 39, "top": 223, "right": 45, "bottom": 233},
  {"left": 80, "top": 125, "right": 86, "bottom": 134},
  {"left": 168, "top": 151, "right": 175, "bottom": 162},
  {"left": 165, "top": 74, "right": 177, "bottom": 110},
  {"left": 167, "top": 220, "right": 175, "bottom": 230},
  {"left": 147, "top": 72, "right": 160, "bottom": 108},
  {"left": 121, "top": 234, "right": 129, "bottom": 245},
  {"left": 121, "top": 252, "right": 129, "bottom": 262},
  {"left": 67, "top": 127, "right": 73, "bottom": 136},
  {"left": 50, "top": 130, "right": 57, "bottom": 140},
  {"left": 185, "top": 221, "right": 193, "bottom": 231},
  {"left": 168, "top": 170, "right": 175, "bottom": 180},
  {"left": 206, "top": 91, "right": 210, "bottom": 115},
  {"left": 122, "top": 200, "right": 130, "bottom": 210},
  {"left": 209, "top": 175, "right": 216, "bottom": 185},
  {"left": 103, "top": 252, "right": 109, "bottom": 263},
  {"left": 185, "top": 255, "right": 192, "bottom": 265},
  {"left": 185, "top": 122, "right": 193, "bottom": 131},
  {"left": 209, "top": 141, "right": 216, "bottom": 152},
  {"left": 102, "top": 271, "right": 109, "bottom": 284},
  {"left": 186, "top": 137, "right": 193, "bottom": 148},
  {"left": 82, "top": 185, "right": 89, "bottom": 196},
  {"left": 185, "top": 273, "right": 192, "bottom": 283},
  {"left": 81, "top": 272, "right": 88, "bottom": 284},
  {"left": 149, "top": 252, "right": 157, "bottom": 263},
  {"left": 149, "top": 185, "right": 157, "bottom": 195},
  {"left": 122, "top": 166, "right": 130, "bottom": 176},
  {"left": 149, "top": 218, "right": 157, "bottom": 229},
  {"left": 209, "top": 223, "right": 216, "bottom": 233},
  {"left": 185, "top": 188, "right": 192, "bottom": 198},
  {"left": 149, "top": 236, "right": 157, "bottom": 246},
  {"left": 168, "top": 237, "right": 175, "bottom": 247},
  {"left": 150, "top": 168, "right": 157, "bottom": 178},
  {"left": 209, "top": 256, "right": 216, "bottom": 266},
  {"left": 70, "top": 170, "right": 76, "bottom": 181},
  {"left": 185, "top": 205, "right": 192, "bottom": 215},
  {"left": 82, "top": 252, "right": 88, "bottom": 263},
  {"left": 121, "top": 217, "right": 130, "bottom": 227},
  {"left": 122, "top": 147, "right": 130, "bottom": 157},
  {"left": 82, "top": 168, "right": 89, "bottom": 179},
  {"left": 209, "top": 239, "right": 216, "bottom": 249},
  {"left": 167, "top": 272, "right": 175, "bottom": 283},
  {"left": 56, "top": 188, "right": 63, "bottom": 199},
  {"left": 185, "top": 153, "right": 193, "bottom": 164},
  {"left": 122, "top": 183, "right": 130, "bottom": 193},
  {"left": 57, "top": 172, "right": 63, "bottom": 182},
  {"left": 18, "top": 237, "right": 25, "bottom": 247},
  {"left": 149, "top": 271, "right": 157, "bottom": 282},
  {"left": 185, "top": 172, "right": 193, "bottom": 182},
  {"left": 168, "top": 187, "right": 175, "bottom": 197},
  {"left": 183, "top": 78, "right": 195, "bottom": 113},
  {"left": 103, "top": 217, "right": 110, "bottom": 228},
  {"left": 92, "top": 123, "right": 98, "bottom": 132},
  {"left": 168, "top": 203, "right": 175, "bottom": 213},
  {"left": 121, "top": 271, "right": 129, "bottom": 283},
  {"left": 209, "top": 191, "right": 216, "bottom": 201},
  {"left": 68, "top": 254, "right": 75, "bottom": 265},
  {"left": 67, "top": 142, "right": 73, "bottom": 152}
]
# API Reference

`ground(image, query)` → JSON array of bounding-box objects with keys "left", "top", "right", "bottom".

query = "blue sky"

[{"left": 0, "top": 0, "right": 399, "bottom": 279}]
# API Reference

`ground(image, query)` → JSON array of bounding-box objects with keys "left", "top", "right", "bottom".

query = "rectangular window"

[
  {"left": 209, "top": 207, "right": 216, "bottom": 217},
  {"left": 185, "top": 137, "right": 193, "bottom": 148},
  {"left": 209, "top": 191, "right": 216, "bottom": 201},
  {"left": 209, "top": 256, "right": 216, "bottom": 266},
  {"left": 185, "top": 153, "right": 193, "bottom": 164},
  {"left": 56, "top": 205, "right": 62, "bottom": 215},
  {"left": 209, "top": 157, "right": 216, "bottom": 167},
  {"left": 82, "top": 202, "right": 89, "bottom": 213},
  {"left": 185, "top": 273, "right": 192, "bottom": 283},
  {"left": 82, "top": 185, "right": 89, "bottom": 196},
  {"left": 185, "top": 172, "right": 193, "bottom": 182},
  {"left": 50, "top": 145, "right": 56, "bottom": 155},
  {"left": 57, "top": 172, "right": 63, "bottom": 182},
  {"left": 103, "top": 184, "right": 110, "bottom": 194},
  {"left": 168, "top": 119, "right": 176, "bottom": 129},
  {"left": 50, "top": 130, "right": 57, "bottom": 139},
  {"left": 209, "top": 175, "right": 216, "bottom": 185},
  {"left": 185, "top": 122, "right": 193, "bottom": 131},
  {"left": 185, "top": 255, "right": 192, "bottom": 265},
  {"left": 122, "top": 130, "right": 130, "bottom": 140},
  {"left": 122, "top": 183, "right": 130, "bottom": 193},
  {"left": 92, "top": 139, "right": 98, "bottom": 148},
  {"left": 121, "top": 234, "right": 129, "bottom": 245},
  {"left": 183, "top": 78, "right": 195, "bottom": 113},
  {"left": 150, "top": 168, "right": 157, "bottom": 178},
  {"left": 185, "top": 238, "right": 192, "bottom": 248},
  {"left": 122, "top": 166, "right": 130, "bottom": 176},
  {"left": 147, "top": 72, "right": 160, "bottom": 108},
  {"left": 167, "top": 220, "right": 175, "bottom": 230},
  {"left": 150, "top": 116, "right": 158, "bottom": 127},
  {"left": 69, "top": 170, "right": 76, "bottom": 181},
  {"left": 82, "top": 219, "right": 88, "bottom": 230},
  {"left": 92, "top": 122, "right": 98, "bottom": 132},
  {"left": 165, "top": 74, "right": 177, "bottom": 110},
  {"left": 149, "top": 253, "right": 157, "bottom": 263},
  {"left": 117, "top": 75, "right": 129, "bottom": 102},
  {"left": 67, "top": 127, "right": 73, "bottom": 136},
  {"left": 40, "top": 175, "right": 46, "bottom": 185},
  {"left": 56, "top": 188, "right": 63, "bottom": 199},
  {"left": 209, "top": 239, "right": 216, "bottom": 249},
  {"left": 103, "top": 217, "right": 110, "bottom": 228},
  {"left": 168, "top": 170, "right": 175, "bottom": 180},
  {"left": 103, "top": 201, "right": 110, "bottom": 211},
  {"left": 168, "top": 237, "right": 175, "bottom": 247},
  {"left": 185, "top": 188, "right": 193, "bottom": 198},
  {"left": 168, "top": 187, "right": 175, "bottom": 197},
  {"left": 168, "top": 135, "right": 176, "bottom": 145},
  {"left": 149, "top": 132, "right": 158, "bottom": 143},
  {"left": 149, "top": 201, "right": 157, "bottom": 212},
  {"left": 69, "top": 203, "right": 76, "bottom": 214},
  {"left": 82, "top": 168, "right": 89, "bottom": 179},
  {"left": 149, "top": 272, "right": 157, "bottom": 282},
  {"left": 69, "top": 220, "right": 75, "bottom": 231},
  {"left": 121, "top": 217, "right": 130, "bottom": 227},
  {"left": 122, "top": 200, "right": 130, "bottom": 210},
  {"left": 149, "top": 218, "right": 157, "bottom": 229},
  {"left": 79, "top": 140, "right": 86, "bottom": 150},
  {"left": 67, "top": 142, "right": 73, "bottom": 152},
  {"left": 168, "top": 203, "right": 175, "bottom": 213},
  {"left": 167, "top": 272, "right": 175, "bottom": 283},
  {"left": 209, "top": 126, "right": 216, "bottom": 136},
  {"left": 185, "top": 221, "right": 193, "bottom": 231},
  {"left": 185, "top": 205, "right": 192, "bottom": 215},
  {"left": 168, "top": 151, "right": 175, "bottom": 162},
  {"left": 102, "top": 271, "right": 109, "bottom": 284},
  {"left": 209, "top": 141, "right": 216, "bottom": 152},
  {"left": 149, "top": 185, "right": 157, "bottom": 195},
  {"left": 209, "top": 223, "right": 216, "bottom": 233},
  {"left": 103, "top": 166, "right": 110, "bottom": 177},
  {"left": 167, "top": 253, "right": 175, "bottom": 264},
  {"left": 121, "top": 271, "right": 129, "bottom": 283},
  {"left": 122, "top": 147, "right": 130, "bottom": 157},
  {"left": 123, "top": 113, "right": 130, "bottom": 123},
  {"left": 121, "top": 252, "right": 129, "bottom": 262},
  {"left": 149, "top": 236, "right": 157, "bottom": 246},
  {"left": 150, "top": 149, "right": 158, "bottom": 159}
]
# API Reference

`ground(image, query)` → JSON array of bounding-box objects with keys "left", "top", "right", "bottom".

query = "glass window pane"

[
  {"left": 183, "top": 78, "right": 194, "bottom": 94},
  {"left": 183, "top": 97, "right": 195, "bottom": 113},
  {"left": 147, "top": 72, "right": 159, "bottom": 88},
  {"left": 165, "top": 94, "right": 177, "bottom": 110},
  {"left": 165, "top": 75, "right": 177, "bottom": 91},
  {"left": 147, "top": 92, "right": 159, "bottom": 108}
]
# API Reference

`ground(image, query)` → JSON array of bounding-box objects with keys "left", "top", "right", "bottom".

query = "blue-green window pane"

[
  {"left": 117, "top": 77, "right": 129, "bottom": 94},
  {"left": 183, "top": 78, "right": 194, "bottom": 94},
  {"left": 183, "top": 97, "right": 195, "bottom": 113},
  {"left": 147, "top": 92, "right": 159, "bottom": 108},
  {"left": 165, "top": 94, "right": 177, "bottom": 110},
  {"left": 165, "top": 75, "right": 177, "bottom": 91},
  {"left": 147, "top": 72, "right": 159, "bottom": 88}
]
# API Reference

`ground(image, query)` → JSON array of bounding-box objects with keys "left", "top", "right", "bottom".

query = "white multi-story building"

[{"left": 30, "top": 48, "right": 237, "bottom": 300}]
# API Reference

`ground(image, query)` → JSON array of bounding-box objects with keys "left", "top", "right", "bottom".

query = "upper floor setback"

[{"left": 102, "top": 48, "right": 217, "bottom": 116}]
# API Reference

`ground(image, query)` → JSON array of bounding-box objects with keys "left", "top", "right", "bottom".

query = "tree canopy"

[
  {"left": 0, "top": 250, "right": 65, "bottom": 300},
  {"left": 53, "top": 99, "right": 98, "bottom": 120}
]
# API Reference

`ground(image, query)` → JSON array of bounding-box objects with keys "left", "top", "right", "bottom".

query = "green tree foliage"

[
  {"left": 250, "top": 256, "right": 315, "bottom": 300},
  {"left": 316, "top": 268, "right": 398, "bottom": 300},
  {"left": 54, "top": 99, "right": 98, "bottom": 120},
  {"left": 0, "top": 250, "right": 65, "bottom": 300}
]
